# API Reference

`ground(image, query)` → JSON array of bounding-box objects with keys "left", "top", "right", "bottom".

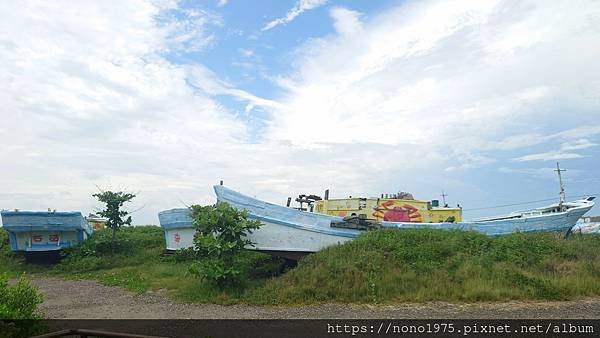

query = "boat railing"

[{"left": 472, "top": 214, "right": 523, "bottom": 222}]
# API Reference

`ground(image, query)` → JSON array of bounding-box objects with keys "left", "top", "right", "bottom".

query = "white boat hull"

[{"left": 248, "top": 218, "right": 353, "bottom": 253}]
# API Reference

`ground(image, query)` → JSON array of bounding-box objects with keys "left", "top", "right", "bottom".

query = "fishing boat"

[
  {"left": 86, "top": 213, "right": 108, "bottom": 230},
  {"left": 158, "top": 184, "right": 594, "bottom": 259},
  {"left": 158, "top": 208, "right": 197, "bottom": 251},
  {"left": 571, "top": 216, "right": 600, "bottom": 234},
  {"left": 1, "top": 210, "right": 93, "bottom": 253}
]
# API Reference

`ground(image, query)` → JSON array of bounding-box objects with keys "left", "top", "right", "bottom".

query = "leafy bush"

[
  {"left": 57, "top": 226, "right": 165, "bottom": 273},
  {"left": 0, "top": 229, "right": 30, "bottom": 276},
  {"left": 188, "top": 202, "right": 261, "bottom": 289},
  {"left": 0, "top": 273, "right": 43, "bottom": 319},
  {"left": 0, "top": 229, "right": 10, "bottom": 255},
  {"left": 189, "top": 257, "right": 241, "bottom": 288},
  {"left": 64, "top": 226, "right": 164, "bottom": 258},
  {"left": 0, "top": 229, "right": 18, "bottom": 263}
]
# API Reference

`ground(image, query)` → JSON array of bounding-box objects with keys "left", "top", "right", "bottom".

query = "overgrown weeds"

[
  {"left": 3, "top": 226, "right": 600, "bottom": 304},
  {"left": 249, "top": 229, "right": 600, "bottom": 304}
]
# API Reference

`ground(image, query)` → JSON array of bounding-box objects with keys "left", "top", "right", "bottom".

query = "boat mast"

[
  {"left": 441, "top": 190, "right": 448, "bottom": 207},
  {"left": 554, "top": 162, "right": 566, "bottom": 209}
]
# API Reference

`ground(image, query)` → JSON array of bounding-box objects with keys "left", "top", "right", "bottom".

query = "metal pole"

[{"left": 555, "top": 162, "right": 566, "bottom": 208}]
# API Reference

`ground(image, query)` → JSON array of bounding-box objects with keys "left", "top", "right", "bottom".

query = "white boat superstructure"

[{"left": 475, "top": 197, "right": 596, "bottom": 222}]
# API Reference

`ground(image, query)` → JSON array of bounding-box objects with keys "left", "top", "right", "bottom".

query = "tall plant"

[
  {"left": 92, "top": 191, "right": 136, "bottom": 240},
  {"left": 189, "top": 202, "right": 261, "bottom": 289}
]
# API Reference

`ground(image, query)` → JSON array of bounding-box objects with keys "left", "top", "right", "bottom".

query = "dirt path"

[{"left": 32, "top": 277, "right": 600, "bottom": 319}]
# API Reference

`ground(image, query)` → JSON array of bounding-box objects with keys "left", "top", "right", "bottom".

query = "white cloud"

[
  {"left": 498, "top": 166, "right": 584, "bottom": 180},
  {"left": 513, "top": 138, "right": 597, "bottom": 162},
  {"left": 185, "top": 64, "right": 281, "bottom": 110},
  {"left": 155, "top": 5, "right": 223, "bottom": 53},
  {"left": 0, "top": 0, "right": 386, "bottom": 226},
  {"left": 239, "top": 48, "right": 254, "bottom": 57},
  {"left": 490, "top": 133, "right": 549, "bottom": 151},
  {"left": 262, "top": 0, "right": 327, "bottom": 31},
  {"left": 498, "top": 167, "right": 555, "bottom": 179},
  {"left": 217, "top": 0, "right": 228, "bottom": 7},
  {"left": 1, "top": 0, "right": 599, "bottom": 224},
  {"left": 330, "top": 7, "right": 362, "bottom": 35},
  {"left": 560, "top": 139, "right": 597, "bottom": 151},
  {"left": 0, "top": 0, "right": 257, "bottom": 223},
  {"left": 553, "top": 125, "right": 600, "bottom": 139},
  {"left": 266, "top": 0, "right": 600, "bottom": 170},
  {"left": 513, "top": 152, "right": 584, "bottom": 162}
]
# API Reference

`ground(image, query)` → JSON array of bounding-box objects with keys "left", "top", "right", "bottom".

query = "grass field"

[
  {"left": 0, "top": 226, "right": 288, "bottom": 304},
  {"left": 2, "top": 226, "right": 600, "bottom": 304}
]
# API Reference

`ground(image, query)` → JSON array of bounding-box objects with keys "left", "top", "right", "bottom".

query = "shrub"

[
  {"left": 188, "top": 202, "right": 262, "bottom": 289},
  {"left": 0, "top": 273, "right": 43, "bottom": 319},
  {"left": 0, "top": 229, "right": 10, "bottom": 255},
  {"left": 57, "top": 226, "right": 165, "bottom": 273}
]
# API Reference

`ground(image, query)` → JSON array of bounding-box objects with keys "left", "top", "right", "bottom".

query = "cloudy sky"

[{"left": 1, "top": 0, "right": 599, "bottom": 225}]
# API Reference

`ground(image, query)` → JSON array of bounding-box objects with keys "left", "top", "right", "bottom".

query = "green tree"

[
  {"left": 92, "top": 191, "right": 136, "bottom": 240},
  {"left": 188, "top": 202, "right": 262, "bottom": 289}
]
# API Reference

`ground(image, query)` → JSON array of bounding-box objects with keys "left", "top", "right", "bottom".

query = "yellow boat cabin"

[{"left": 313, "top": 194, "right": 462, "bottom": 223}]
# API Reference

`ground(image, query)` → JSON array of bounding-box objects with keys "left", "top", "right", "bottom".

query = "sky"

[{"left": 1, "top": 0, "right": 599, "bottom": 225}]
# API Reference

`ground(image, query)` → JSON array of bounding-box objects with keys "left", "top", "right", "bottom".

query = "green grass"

[
  {"left": 3, "top": 226, "right": 600, "bottom": 305},
  {"left": 0, "top": 229, "right": 49, "bottom": 276},
  {"left": 0, "top": 226, "right": 287, "bottom": 302},
  {"left": 51, "top": 226, "right": 201, "bottom": 296},
  {"left": 247, "top": 229, "right": 600, "bottom": 304}
]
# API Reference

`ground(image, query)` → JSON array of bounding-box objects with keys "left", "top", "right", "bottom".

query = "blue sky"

[
  {"left": 0, "top": 0, "right": 599, "bottom": 224},
  {"left": 185, "top": 1, "right": 392, "bottom": 97}
]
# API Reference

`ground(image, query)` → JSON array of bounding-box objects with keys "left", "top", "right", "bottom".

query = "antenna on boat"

[
  {"left": 441, "top": 190, "right": 448, "bottom": 207},
  {"left": 555, "top": 162, "right": 566, "bottom": 209}
]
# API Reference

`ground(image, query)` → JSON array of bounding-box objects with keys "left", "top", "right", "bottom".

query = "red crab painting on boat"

[{"left": 373, "top": 200, "right": 423, "bottom": 222}]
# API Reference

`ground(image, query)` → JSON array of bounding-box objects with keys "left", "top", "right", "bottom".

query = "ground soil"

[{"left": 31, "top": 277, "right": 600, "bottom": 319}]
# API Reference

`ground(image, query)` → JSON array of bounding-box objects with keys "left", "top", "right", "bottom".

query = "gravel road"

[{"left": 31, "top": 277, "right": 600, "bottom": 319}]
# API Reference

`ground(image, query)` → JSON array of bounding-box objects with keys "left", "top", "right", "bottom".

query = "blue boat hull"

[{"left": 1, "top": 211, "right": 93, "bottom": 252}]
